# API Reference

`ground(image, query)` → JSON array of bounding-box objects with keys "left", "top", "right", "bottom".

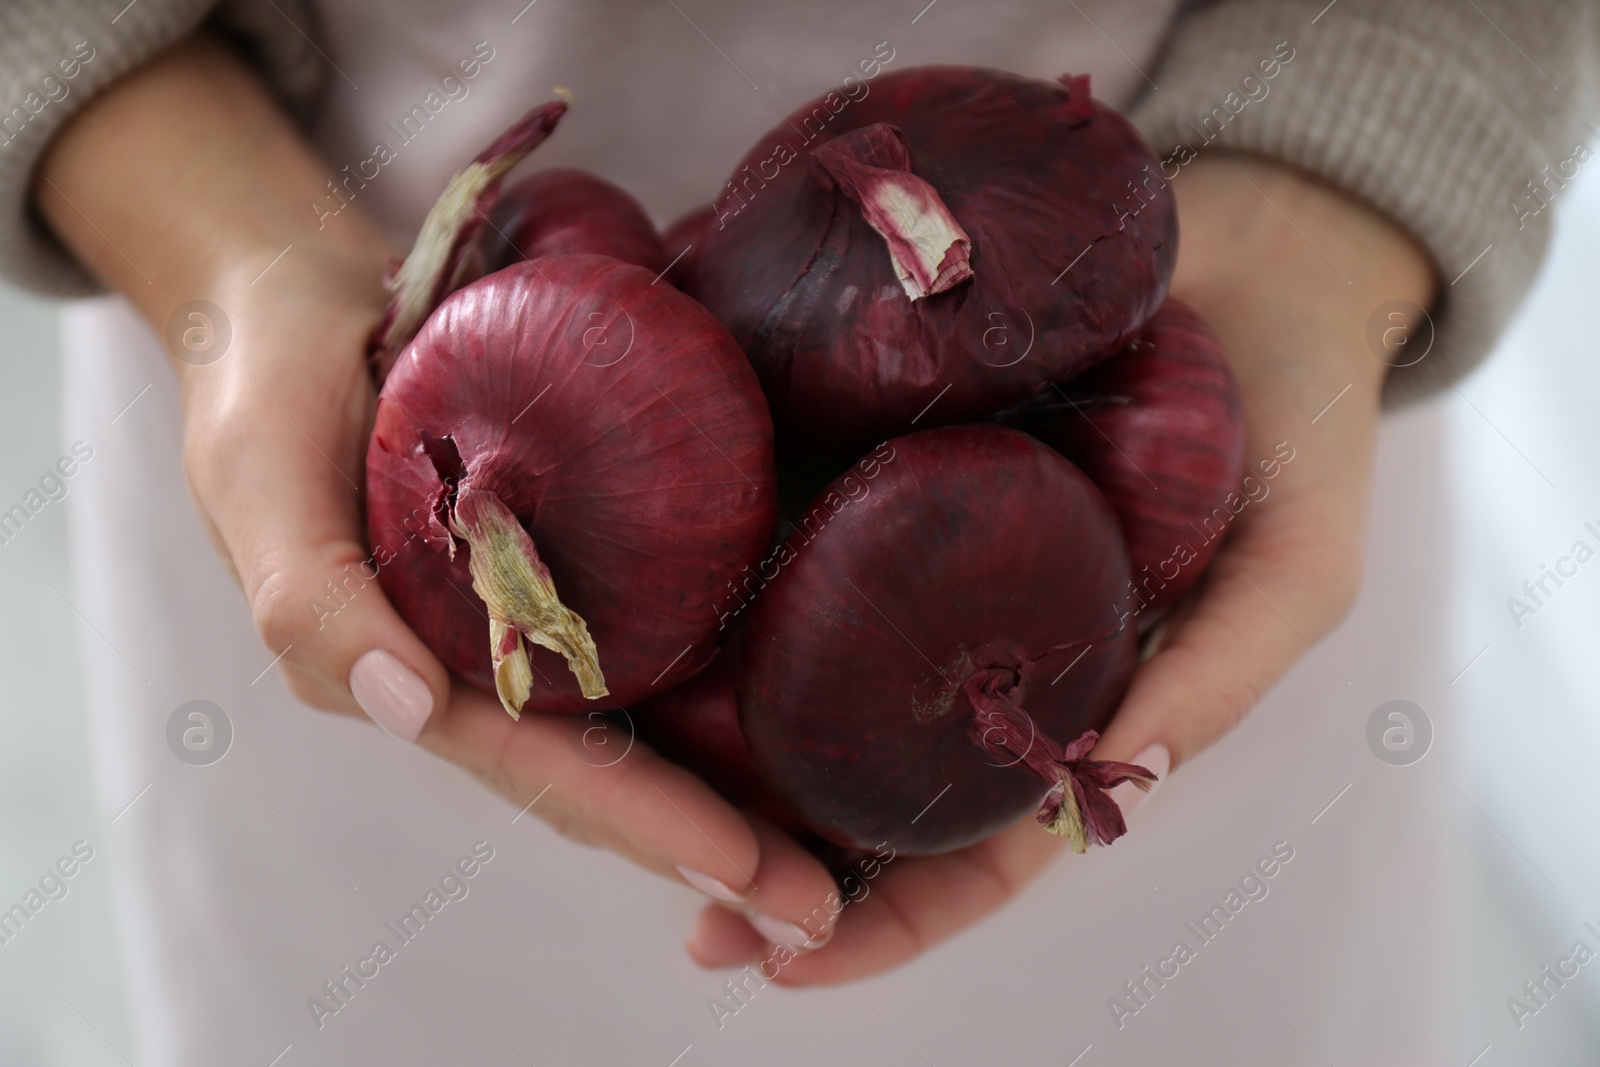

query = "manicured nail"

[
  {"left": 350, "top": 650, "right": 433, "bottom": 742},
  {"left": 677, "top": 865, "right": 751, "bottom": 904},
  {"left": 1109, "top": 743, "right": 1170, "bottom": 820},
  {"left": 745, "top": 911, "right": 831, "bottom": 952}
]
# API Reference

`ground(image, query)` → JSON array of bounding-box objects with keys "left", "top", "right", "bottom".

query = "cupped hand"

[
  {"left": 35, "top": 34, "right": 843, "bottom": 926},
  {"left": 686, "top": 152, "right": 1438, "bottom": 984}
]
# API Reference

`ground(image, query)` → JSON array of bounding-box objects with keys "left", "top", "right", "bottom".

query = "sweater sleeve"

[
  {"left": 0, "top": 0, "right": 323, "bottom": 298},
  {"left": 1128, "top": 0, "right": 1600, "bottom": 404}
]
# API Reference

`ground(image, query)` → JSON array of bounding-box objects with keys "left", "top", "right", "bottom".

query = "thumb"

[
  {"left": 1094, "top": 465, "right": 1366, "bottom": 773},
  {"left": 188, "top": 367, "right": 450, "bottom": 741}
]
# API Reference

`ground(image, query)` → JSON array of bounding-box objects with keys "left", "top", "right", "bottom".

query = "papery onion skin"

[
  {"left": 369, "top": 100, "right": 569, "bottom": 380},
  {"left": 737, "top": 425, "right": 1137, "bottom": 854},
  {"left": 367, "top": 255, "right": 777, "bottom": 714},
  {"left": 485, "top": 168, "right": 667, "bottom": 275},
  {"left": 1003, "top": 298, "right": 1245, "bottom": 628},
  {"left": 685, "top": 66, "right": 1176, "bottom": 449}
]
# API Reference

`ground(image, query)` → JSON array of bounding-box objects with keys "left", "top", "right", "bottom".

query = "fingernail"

[
  {"left": 745, "top": 911, "right": 831, "bottom": 952},
  {"left": 1109, "top": 743, "right": 1170, "bottom": 821},
  {"left": 677, "top": 865, "right": 751, "bottom": 904},
  {"left": 350, "top": 650, "right": 433, "bottom": 743}
]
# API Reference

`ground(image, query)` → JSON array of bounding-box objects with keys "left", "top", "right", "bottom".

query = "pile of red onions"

[{"left": 366, "top": 70, "right": 1245, "bottom": 857}]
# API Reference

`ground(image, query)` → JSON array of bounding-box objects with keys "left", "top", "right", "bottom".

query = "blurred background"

[
  {"left": 3, "top": 168, "right": 1600, "bottom": 1063},
  {"left": 0, "top": 283, "right": 130, "bottom": 1062}
]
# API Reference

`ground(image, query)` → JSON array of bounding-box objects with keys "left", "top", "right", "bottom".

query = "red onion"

[
  {"left": 367, "top": 255, "right": 776, "bottom": 716},
  {"left": 661, "top": 203, "right": 715, "bottom": 291},
  {"left": 633, "top": 639, "right": 763, "bottom": 807},
  {"left": 484, "top": 168, "right": 667, "bottom": 275},
  {"left": 631, "top": 627, "right": 810, "bottom": 836},
  {"left": 364, "top": 101, "right": 777, "bottom": 717},
  {"left": 1002, "top": 298, "right": 1244, "bottom": 627},
  {"left": 736, "top": 425, "right": 1151, "bottom": 855},
  {"left": 683, "top": 67, "right": 1175, "bottom": 448}
]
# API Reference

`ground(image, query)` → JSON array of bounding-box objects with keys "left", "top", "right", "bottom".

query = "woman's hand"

[
  {"left": 35, "top": 35, "right": 842, "bottom": 929},
  {"left": 686, "top": 152, "right": 1438, "bottom": 984},
  {"left": 1096, "top": 153, "right": 1437, "bottom": 766}
]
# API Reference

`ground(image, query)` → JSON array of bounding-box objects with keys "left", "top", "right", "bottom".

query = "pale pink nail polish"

[
  {"left": 350, "top": 650, "right": 433, "bottom": 743},
  {"left": 1109, "top": 743, "right": 1170, "bottom": 821},
  {"left": 677, "top": 866, "right": 751, "bottom": 903},
  {"left": 746, "top": 911, "right": 831, "bottom": 952}
]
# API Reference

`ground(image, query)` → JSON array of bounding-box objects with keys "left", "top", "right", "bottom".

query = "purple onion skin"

[
  {"left": 737, "top": 426, "right": 1136, "bottom": 855},
  {"left": 1009, "top": 298, "right": 1245, "bottom": 627},
  {"left": 631, "top": 628, "right": 811, "bottom": 836},
  {"left": 485, "top": 169, "right": 667, "bottom": 275},
  {"left": 686, "top": 67, "right": 1176, "bottom": 451},
  {"left": 661, "top": 204, "right": 715, "bottom": 291},
  {"left": 633, "top": 640, "right": 765, "bottom": 807},
  {"left": 367, "top": 255, "right": 777, "bottom": 714}
]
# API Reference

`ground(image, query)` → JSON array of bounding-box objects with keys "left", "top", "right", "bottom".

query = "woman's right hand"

[{"left": 35, "top": 33, "right": 840, "bottom": 939}]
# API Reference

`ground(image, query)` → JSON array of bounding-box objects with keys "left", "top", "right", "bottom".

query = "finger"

[
  {"left": 185, "top": 338, "right": 449, "bottom": 741},
  {"left": 685, "top": 817, "right": 840, "bottom": 965},
  {"left": 736, "top": 819, "right": 845, "bottom": 949},
  {"left": 769, "top": 820, "right": 1062, "bottom": 987},
  {"left": 275, "top": 662, "right": 351, "bottom": 712},
  {"left": 687, "top": 904, "right": 767, "bottom": 969},
  {"left": 420, "top": 681, "right": 765, "bottom": 899},
  {"left": 1096, "top": 466, "right": 1366, "bottom": 769}
]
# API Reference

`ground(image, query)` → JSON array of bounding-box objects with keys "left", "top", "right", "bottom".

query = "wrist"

[
  {"left": 35, "top": 33, "right": 395, "bottom": 339},
  {"left": 1169, "top": 153, "right": 1437, "bottom": 313},
  {"left": 1167, "top": 154, "right": 1437, "bottom": 396}
]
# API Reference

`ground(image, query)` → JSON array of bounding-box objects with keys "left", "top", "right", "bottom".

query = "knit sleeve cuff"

[
  {"left": 1128, "top": 0, "right": 1591, "bottom": 405},
  {"left": 0, "top": 0, "right": 324, "bottom": 298}
]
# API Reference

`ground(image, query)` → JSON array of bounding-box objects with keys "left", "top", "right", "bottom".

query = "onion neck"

[
  {"left": 448, "top": 484, "right": 607, "bottom": 718},
  {"left": 811, "top": 123, "right": 973, "bottom": 300},
  {"left": 368, "top": 97, "right": 570, "bottom": 381},
  {"left": 965, "top": 666, "right": 1156, "bottom": 853}
]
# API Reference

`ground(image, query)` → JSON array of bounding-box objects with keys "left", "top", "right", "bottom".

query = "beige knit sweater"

[{"left": 1, "top": 0, "right": 1596, "bottom": 403}]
